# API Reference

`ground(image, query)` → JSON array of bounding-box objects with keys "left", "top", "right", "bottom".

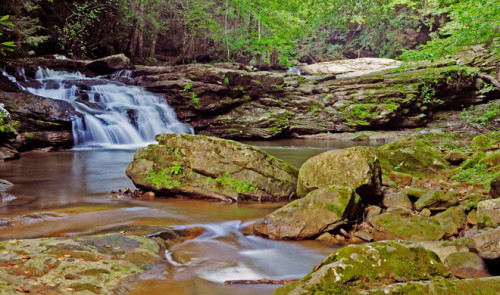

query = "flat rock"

[
  {"left": 369, "top": 209, "right": 445, "bottom": 241},
  {"left": 299, "top": 58, "right": 401, "bottom": 76},
  {"left": 0, "top": 234, "right": 161, "bottom": 294},
  {"left": 415, "top": 190, "right": 459, "bottom": 211}
]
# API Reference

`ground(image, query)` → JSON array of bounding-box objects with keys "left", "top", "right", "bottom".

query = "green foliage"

[
  {"left": 0, "top": 104, "right": 18, "bottom": 134},
  {"left": 215, "top": 173, "right": 258, "bottom": 194},
  {"left": 464, "top": 200, "right": 478, "bottom": 212},
  {"left": 0, "top": 15, "right": 15, "bottom": 56},
  {"left": 184, "top": 83, "right": 193, "bottom": 91},
  {"left": 451, "top": 163, "right": 497, "bottom": 190},
  {"left": 145, "top": 168, "right": 181, "bottom": 189},
  {"left": 191, "top": 92, "right": 200, "bottom": 106},
  {"left": 170, "top": 162, "right": 183, "bottom": 175},
  {"left": 401, "top": 0, "right": 500, "bottom": 61}
]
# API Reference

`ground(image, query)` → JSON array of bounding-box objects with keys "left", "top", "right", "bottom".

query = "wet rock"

[
  {"left": 369, "top": 209, "right": 445, "bottom": 241},
  {"left": 360, "top": 277, "right": 500, "bottom": 294},
  {"left": 445, "top": 252, "right": 490, "bottom": 279},
  {"left": 477, "top": 198, "right": 500, "bottom": 228},
  {"left": 0, "top": 234, "right": 161, "bottom": 294},
  {"left": 415, "top": 190, "right": 459, "bottom": 211},
  {"left": 86, "top": 54, "right": 132, "bottom": 74},
  {"left": 474, "top": 226, "right": 500, "bottom": 259},
  {"left": 126, "top": 134, "right": 298, "bottom": 202},
  {"left": 433, "top": 206, "right": 467, "bottom": 238},
  {"left": 253, "top": 185, "right": 363, "bottom": 239},
  {"left": 274, "top": 241, "right": 449, "bottom": 295},
  {"left": 0, "top": 145, "right": 19, "bottom": 161},
  {"left": 383, "top": 191, "right": 412, "bottom": 210},
  {"left": 297, "top": 147, "right": 382, "bottom": 202},
  {"left": 0, "top": 179, "right": 13, "bottom": 192}
]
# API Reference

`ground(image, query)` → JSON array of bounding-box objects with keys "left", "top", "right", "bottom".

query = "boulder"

[
  {"left": 404, "top": 239, "right": 473, "bottom": 262},
  {"left": 126, "top": 134, "right": 298, "bottom": 202},
  {"left": 253, "top": 185, "right": 363, "bottom": 239},
  {"left": 474, "top": 226, "right": 500, "bottom": 259},
  {"left": 274, "top": 241, "right": 449, "bottom": 295},
  {"left": 0, "top": 179, "right": 13, "bottom": 192},
  {"left": 433, "top": 206, "right": 467, "bottom": 238},
  {"left": 444, "top": 252, "right": 490, "bottom": 279},
  {"left": 382, "top": 191, "right": 412, "bottom": 210},
  {"left": 369, "top": 209, "right": 445, "bottom": 241},
  {"left": 377, "top": 140, "right": 449, "bottom": 178},
  {"left": 477, "top": 198, "right": 500, "bottom": 227},
  {"left": 360, "top": 277, "right": 500, "bottom": 294},
  {"left": 297, "top": 147, "right": 382, "bottom": 202},
  {"left": 415, "top": 190, "right": 459, "bottom": 211},
  {"left": 0, "top": 234, "right": 160, "bottom": 294},
  {"left": 86, "top": 54, "right": 131, "bottom": 74}
]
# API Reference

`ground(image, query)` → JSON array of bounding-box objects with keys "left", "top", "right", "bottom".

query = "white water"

[{"left": 5, "top": 67, "right": 193, "bottom": 148}]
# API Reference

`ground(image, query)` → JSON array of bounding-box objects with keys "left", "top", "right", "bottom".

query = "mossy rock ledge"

[
  {"left": 253, "top": 185, "right": 363, "bottom": 239},
  {"left": 126, "top": 133, "right": 299, "bottom": 202}
]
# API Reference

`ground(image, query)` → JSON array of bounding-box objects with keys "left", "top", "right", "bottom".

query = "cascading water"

[{"left": 4, "top": 67, "right": 193, "bottom": 148}]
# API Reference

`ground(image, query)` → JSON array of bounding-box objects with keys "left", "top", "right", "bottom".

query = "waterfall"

[{"left": 7, "top": 67, "right": 193, "bottom": 149}]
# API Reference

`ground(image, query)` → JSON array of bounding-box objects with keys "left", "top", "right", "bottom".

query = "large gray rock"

[
  {"left": 474, "top": 226, "right": 500, "bottom": 259},
  {"left": 297, "top": 147, "right": 382, "bottom": 203},
  {"left": 299, "top": 58, "right": 401, "bottom": 76},
  {"left": 253, "top": 185, "right": 363, "bottom": 239},
  {"left": 126, "top": 134, "right": 298, "bottom": 202},
  {"left": 477, "top": 198, "right": 500, "bottom": 227}
]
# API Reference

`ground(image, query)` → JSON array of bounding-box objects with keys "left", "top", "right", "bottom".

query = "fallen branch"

[
  {"left": 477, "top": 73, "right": 500, "bottom": 90},
  {"left": 224, "top": 278, "right": 299, "bottom": 285}
]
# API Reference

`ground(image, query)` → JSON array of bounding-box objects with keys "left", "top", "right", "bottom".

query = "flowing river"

[{"left": 0, "top": 69, "right": 376, "bottom": 294}]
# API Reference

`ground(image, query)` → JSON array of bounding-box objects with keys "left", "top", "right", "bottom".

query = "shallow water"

[{"left": 0, "top": 140, "right": 373, "bottom": 294}]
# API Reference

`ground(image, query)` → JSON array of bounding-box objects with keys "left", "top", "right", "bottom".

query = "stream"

[
  {"left": 0, "top": 68, "right": 374, "bottom": 294},
  {"left": 0, "top": 141, "right": 376, "bottom": 295}
]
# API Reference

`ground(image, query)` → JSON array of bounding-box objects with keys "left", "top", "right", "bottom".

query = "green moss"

[
  {"left": 145, "top": 168, "right": 181, "bottom": 189},
  {"left": 215, "top": 173, "right": 258, "bottom": 194}
]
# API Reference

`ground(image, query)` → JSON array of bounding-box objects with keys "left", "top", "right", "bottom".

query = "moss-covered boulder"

[
  {"left": 444, "top": 252, "right": 490, "bottom": 279},
  {"left": 433, "top": 206, "right": 467, "bottom": 238},
  {"left": 477, "top": 198, "right": 500, "bottom": 228},
  {"left": 361, "top": 277, "right": 500, "bottom": 294},
  {"left": 0, "top": 234, "right": 160, "bottom": 294},
  {"left": 274, "top": 241, "right": 449, "bottom": 295},
  {"left": 377, "top": 140, "right": 449, "bottom": 178},
  {"left": 369, "top": 209, "right": 445, "bottom": 241},
  {"left": 126, "top": 134, "right": 298, "bottom": 202},
  {"left": 474, "top": 226, "right": 500, "bottom": 259},
  {"left": 415, "top": 190, "right": 459, "bottom": 211},
  {"left": 296, "top": 147, "right": 382, "bottom": 202},
  {"left": 253, "top": 185, "right": 363, "bottom": 239}
]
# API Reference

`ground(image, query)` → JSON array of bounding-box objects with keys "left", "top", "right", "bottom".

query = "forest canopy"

[{"left": 0, "top": 0, "right": 498, "bottom": 65}]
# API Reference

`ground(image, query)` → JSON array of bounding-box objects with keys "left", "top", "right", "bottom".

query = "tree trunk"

[
  {"left": 149, "top": 31, "right": 157, "bottom": 58},
  {"left": 129, "top": 26, "right": 138, "bottom": 58}
]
